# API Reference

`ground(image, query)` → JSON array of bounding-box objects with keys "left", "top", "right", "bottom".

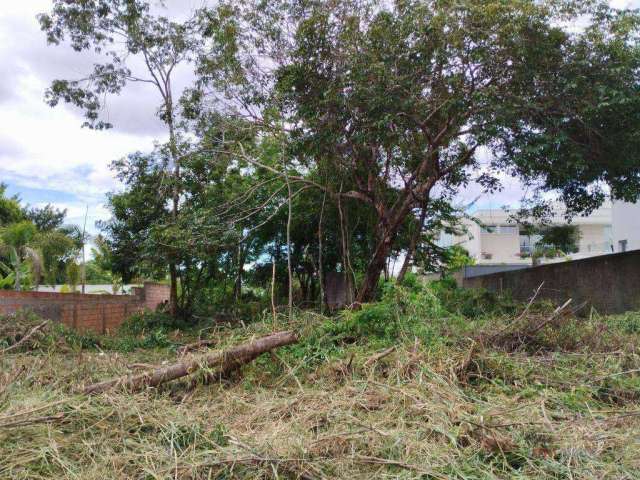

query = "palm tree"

[
  {"left": 0, "top": 221, "right": 42, "bottom": 291},
  {"left": 35, "top": 229, "right": 76, "bottom": 288}
]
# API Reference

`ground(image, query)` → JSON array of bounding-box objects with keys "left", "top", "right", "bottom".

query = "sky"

[{"left": 0, "top": 0, "right": 638, "bottom": 236}]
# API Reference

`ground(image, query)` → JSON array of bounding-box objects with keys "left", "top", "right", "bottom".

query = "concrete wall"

[
  {"left": 462, "top": 222, "right": 482, "bottom": 260},
  {"left": 612, "top": 201, "right": 640, "bottom": 252},
  {"left": 325, "top": 272, "right": 352, "bottom": 310},
  {"left": 479, "top": 232, "right": 521, "bottom": 263},
  {"left": 0, "top": 282, "right": 170, "bottom": 334},
  {"left": 463, "top": 264, "right": 530, "bottom": 278},
  {"left": 577, "top": 224, "right": 611, "bottom": 253},
  {"left": 463, "top": 250, "right": 640, "bottom": 314}
]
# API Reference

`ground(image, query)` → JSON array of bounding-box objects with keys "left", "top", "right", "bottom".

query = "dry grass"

[{"left": 1, "top": 307, "right": 640, "bottom": 479}]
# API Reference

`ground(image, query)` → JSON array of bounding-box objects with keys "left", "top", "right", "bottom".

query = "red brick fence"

[{"left": 0, "top": 283, "right": 170, "bottom": 333}]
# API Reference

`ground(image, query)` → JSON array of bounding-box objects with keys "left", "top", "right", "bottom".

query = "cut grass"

[{"left": 1, "top": 306, "right": 640, "bottom": 479}]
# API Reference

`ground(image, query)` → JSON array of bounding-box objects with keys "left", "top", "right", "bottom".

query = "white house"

[
  {"left": 441, "top": 202, "right": 614, "bottom": 265},
  {"left": 612, "top": 201, "right": 640, "bottom": 253}
]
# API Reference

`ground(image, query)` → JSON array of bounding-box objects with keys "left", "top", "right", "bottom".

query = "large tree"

[
  {"left": 39, "top": 0, "right": 206, "bottom": 315},
  {"left": 201, "top": 0, "right": 640, "bottom": 302}
]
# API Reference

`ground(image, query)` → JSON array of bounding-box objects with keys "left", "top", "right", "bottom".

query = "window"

[
  {"left": 619, "top": 239, "right": 628, "bottom": 253},
  {"left": 498, "top": 225, "right": 518, "bottom": 235},
  {"left": 482, "top": 225, "right": 518, "bottom": 234}
]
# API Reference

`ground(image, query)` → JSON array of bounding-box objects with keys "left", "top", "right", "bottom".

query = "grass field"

[{"left": 2, "top": 282, "right": 640, "bottom": 479}]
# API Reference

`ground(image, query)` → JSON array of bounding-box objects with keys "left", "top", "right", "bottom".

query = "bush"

[
  {"left": 119, "top": 310, "right": 187, "bottom": 336},
  {"left": 316, "top": 278, "right": 516, "bottom": 349},
  {"left": 429, "top": 276, "right": 518, "bottom": 318},
  {"left": 105, "top": 311, "right": 188, "bottom": 352},
  {"left": 333, "top": 281, "right": 445, "bottom": 341}
]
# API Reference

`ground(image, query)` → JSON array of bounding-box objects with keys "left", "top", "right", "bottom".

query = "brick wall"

[
  {"left": 463, "top": 250, "right": 640, "bottom": 314},
  {"left": 0, "top": 283, "right": 170, "bottom": 334}
]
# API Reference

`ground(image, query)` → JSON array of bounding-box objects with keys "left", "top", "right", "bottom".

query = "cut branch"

[
  {"left": 1, "top": 321, "right": 49, "bottom": 355},
  {"left": 82, "top": 331, "right": 298, "bottom": 395}
]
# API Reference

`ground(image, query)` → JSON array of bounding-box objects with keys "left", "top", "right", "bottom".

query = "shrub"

[
  {"left": 429, "top": 277, "right": 518, "bottom": 318},
  {"left": 119, "top": 310, "right": 187, "bottom": 336},
  {"left": 333, "top": 282, "right": 438, "bottom": 342}
]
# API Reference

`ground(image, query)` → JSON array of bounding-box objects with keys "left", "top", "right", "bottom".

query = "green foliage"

[
  {"left": 334, "top": 282, "right": 447, "bottom": 342},
  {"left": 113, "top": 328, "right": 172, "bottom": 352},
  {"left": 440, "top": 245, "right": 475, "bottom": 275},
  {"left": 605, "top": 311, "right": 640, "bottom": 334},
  {"left": 25, "top": 204, "right": 67, "bottom": 231},
  {"left": 36, "top": 0, "right": 640, "bottom": 318},
  {"left": 83, "top": 259, "right": 112, "bottom": 284},
  {"left": 54, "top": 312, "right": 182, "bottom": 353},
  {"left": 35, "top": 230, "right": 76, "bottom": 286},
  {"left": 266, "top": 0, "right": 640, "bottom": 298},
  {"left": 65, "top": 261, "right": 81, "bottom": 292},
  {"left": 38, "top": 0, "right": 203, "bottom": 130},
  {"left": 290, "top": 278, "right": 518, "bottom": 365},
  {"left": 0, "top": 221, "right": 40, "bottom": 291},
  {"left": 0, "top": 184, "right": 24, "bottom": 226},
  {"left": 538, "top": 224, "right": 581, "bottom": 254},
  {"left": 119, "top": 311, "right": 187, "bottom": 337},
  {"left": 0, "top": 192, "right": 77, "bottom": 291},
  {"left": 429, "top": 277, "right": 518, "bottom": 319},
  {"left": 58, "top": 326, "right": 103, "bottom": 350},
  {"left": 0, "top": 272, "right": 15, "bottom": 290},
  {"left": 1, "top": 221, "right": 36, "bottom": 248}
]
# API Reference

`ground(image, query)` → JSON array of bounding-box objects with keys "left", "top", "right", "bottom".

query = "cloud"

[
  {"left": 0, "top": 0, "right": 199, "bottom": 137},
  {"left": 0, "top": 134, "right": 26, "bottom": 160},
  {"left": 0, "top": 0, "right": 176, "bottom": 232}
]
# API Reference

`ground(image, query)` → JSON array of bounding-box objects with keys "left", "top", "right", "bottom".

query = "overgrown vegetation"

[
  {"left": 29, "top": 0, "right": 640, "bottom": 316},
  {"left": 2, "top": 281, "right": 640, "bottom": 478},
  {"left": 4, "top": 1, "right": 640, "bottom": 474},
  {"left": 0, "top": 184, "right": 114, "bottom": 292}
]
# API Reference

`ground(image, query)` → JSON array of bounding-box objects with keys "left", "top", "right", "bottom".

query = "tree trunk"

[
  {"left": 337, "top": 192, "right": 354, "bottom": 304},
  {"left": 397, "top": 204, "right": 428, "bottom": 283},
  {"left": 356, "top": 232, "right": 396, "bottom": 303},
  {"left": 82, "top": 331, "right": 298, "bottom": 395},
  {"left": 234, "top": 243, "right": 244, "bottom": 303},
  {"left": 166, "top": 99, "right": 180, "bottom": 318},
  {"left": 318, "top": 191, "right": 326, "bottom": 313},
  {"left": 270, "top": 257, "right": 277, "bottom": 321},
  {"left": 284, "top": 159, "right": 294, "bottom": 319},
  {"left": 14, "top": 255, "right": 21, "bottom": 291},
  {"left": 355, "top": 177, "right": 436, "bottom": 303}
]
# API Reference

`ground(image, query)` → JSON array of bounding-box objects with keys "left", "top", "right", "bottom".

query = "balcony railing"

[{"left": 519, "top": 242, "right": 614, "bottom": 257}]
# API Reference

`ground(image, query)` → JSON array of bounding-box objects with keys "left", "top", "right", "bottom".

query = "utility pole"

[{"left": 81, "top": 205, "right": 88, "bottom": 294}]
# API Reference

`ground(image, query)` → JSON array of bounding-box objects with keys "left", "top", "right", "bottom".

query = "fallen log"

[
  {"left": 82, "top": 330, "right": 298, "bottom": 395},
  {"left": 176, "top": 338, "right": 218, "bottom": 356}
]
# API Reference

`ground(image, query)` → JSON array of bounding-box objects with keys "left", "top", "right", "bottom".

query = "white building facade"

[
  {"left": 443, "top": 203, "right": 614, "bottom": 265},
  {"left": 612, "top": 201, "right": 640, "bottom": 253}
]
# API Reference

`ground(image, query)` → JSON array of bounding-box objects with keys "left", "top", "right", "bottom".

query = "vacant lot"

[{"left": 2, "top": 284, "right": 640, "bottom": 479}]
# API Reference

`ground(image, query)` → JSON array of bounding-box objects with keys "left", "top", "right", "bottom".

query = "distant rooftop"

[{"left": 472, "top": 201, "right": 612, "bottom": 226}]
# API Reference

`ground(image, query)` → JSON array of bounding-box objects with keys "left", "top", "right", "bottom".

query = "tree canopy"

[{"left": 39, "top": 0, "right": 640, "bottom": 313}]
